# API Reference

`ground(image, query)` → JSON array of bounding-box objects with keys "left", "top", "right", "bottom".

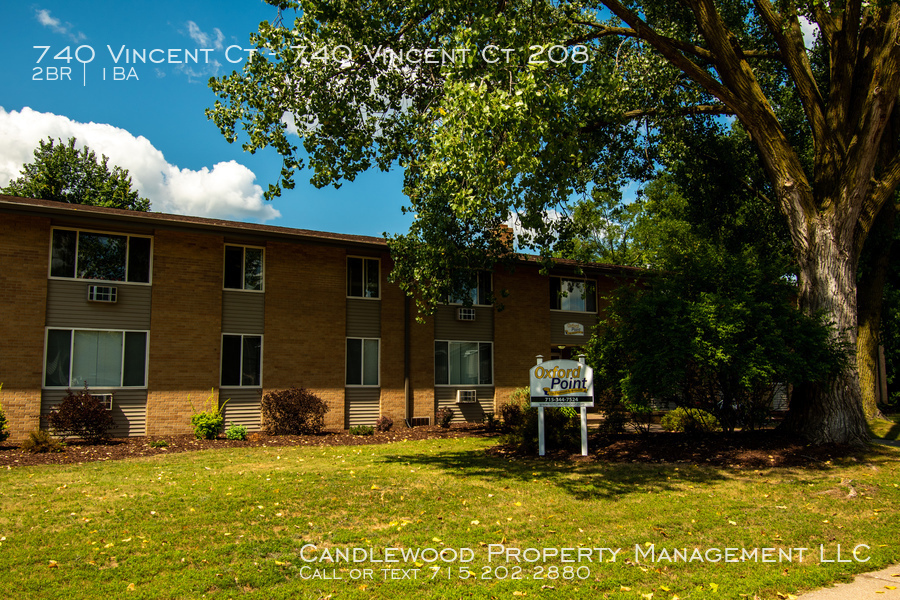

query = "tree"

[
  {"left": 2, "top": 137, "right": 150, "bottom": 211},
  {"left": 207, "top": 1, "right": 900, "bottom": 444}
]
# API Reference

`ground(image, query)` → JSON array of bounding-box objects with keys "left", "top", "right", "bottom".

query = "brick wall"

[
  {"left": 264, "top": 241, "right": 346, "bottom": 429},
  {"left": 493, "top": 263, "right": 551, "bottom": 410},
  {"left": 146, "top": 230, "right": 223, "bottom": 435},
  {"left": 379, "top": 254, "right": 406, "bottom": 423},
  {"left": 0, "top": 215, "right": 49, "bottom": 441}
]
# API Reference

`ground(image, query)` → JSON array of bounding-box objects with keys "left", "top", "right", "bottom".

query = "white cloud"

[
  {"left": 0, "top": 107, "right": 280, "bottom": 222},
  {"left": 799, "top": 16, "right": 819, "bottom": 49},
  {"left": 35, "top": 9, "right": 86, "bottom": 43},
  {"left": 185, "top": 21, "right": 225, "bottom": 51}
]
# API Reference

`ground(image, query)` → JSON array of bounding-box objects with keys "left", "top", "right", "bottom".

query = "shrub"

[
  {"left": 436, "top": 407, "right": 453, "bottom": 428},
  {"left": 225, "top": 422, "right": 248, "bottom": 441},
  {"left": 595, "top": 390, "right": 628, "bottom": 436},
  {"left": 0, "top": 384, "right": 9, "bottom": 443},
  {"left": 261, "top": 387, "right": 329, "bottom": 435},
  {"left": 483, "top": 412, "right": 497, "bottom": 431},
  {"left": 22, "top": 430, "right": 65, "bottom": 453},
  {"left": 349, "top": 425, "right": 374, "bottom": 436},
  {"left": 499, "top": 387, "right": 529, "bottom": 431},
  {"left": 189, "top": 390, "right": 228, "bottom": 440},
  {"left": 502, "top": 406, "right": 581, "bottom": 453},
  {"left": 148, "top": 439, "right": 168, "bottom": 448},
  {"left": 47, "top": 384, "right": 116, "bottom": 444},
  {"left": 661, "top": 407, "right": 721, "bottom": 433},
  {"left": 374, "top": 415, "right": 394, "bottom": 432}
]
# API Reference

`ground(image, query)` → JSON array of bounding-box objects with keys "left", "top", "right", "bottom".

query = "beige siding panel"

[
  {"left": 345, "top": 387, "right": 380, "bottom": 428},
  {"left": 222, "top": 290, "right": 265, "bottom": 334},
  {"left": 549, "top": 311, "right": 597, "bottom": 346},
  {"left": 435, "top": 386, "right": 494, "bottom": 423},
  {"left": 220, "top": 388, "right": 262, "bottom": 431},
  {"left": 46, "top": 280, "right": 151, "bottom": 330},
  {"left": 41, "top": 388, "right": 147, "bottom": 437},
  {"left": 434, "top": 306, "right": 493, "bottom": 341},
  {"left": 346, "top": 299, "right": 380, "bottom": 338}
]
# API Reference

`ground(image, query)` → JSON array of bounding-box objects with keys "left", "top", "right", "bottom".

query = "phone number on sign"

[{"left": 436, "top": 565, "right": 592, "bottom": 580}]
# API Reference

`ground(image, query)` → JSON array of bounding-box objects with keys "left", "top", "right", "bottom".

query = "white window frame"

[
  {"left": 48, "top": 227, "right": 153, "bottom": 285},
  {"left": 345, "top": 337, "right": 381, "bottom": 387},
  {"left": 346, "top": 256, "right": 380, "bottom": 300},
  {"left": 434, "top": 340, "right": 494, "bottom": 386},
  {"left": 220, "top": 333, "right": 264, "bottom": 388},
  {"left": 550, "top": 277, "right": 598, "bottom": 313},
  {"left": 42, "top": 327, "right": 149, "bottom": 389},
  {"left": 223, "top": 244, "right": 265, "bottom": 292}
]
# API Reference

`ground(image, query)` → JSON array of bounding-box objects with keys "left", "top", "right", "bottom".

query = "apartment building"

[{"left": 0, "top": 195, "right": 641, "bottom": 441}]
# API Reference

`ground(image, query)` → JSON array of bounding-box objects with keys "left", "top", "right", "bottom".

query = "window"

[
  {"left": 434, "top": 341, "right": 493, "bottom": 385},
  {"left": 346, "top": 338, "right": 379, "bottom": 386},
  {"left": 44, "top": 329, "right": 148, "bottom": 388},
  {"left": 221, "top": 334, "right": 262, "bottom": 387},
  {"left": 224, "top": 245, "right": 264, "bottom": 291},
  {"left": 347, "top": 257, "right": 379, "bottom": 298},
  {"left": 50, "top": 229, "right": 151, "bottom": 283},
  {"left": 448, "top": 271, "right": 492, "bottom": 306},
  {"left": 550, "top": 278, "right": 597, "bottom": 312}
]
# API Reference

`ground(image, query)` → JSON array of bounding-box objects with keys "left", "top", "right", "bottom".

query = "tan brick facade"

[
  {"left": 0, "top": 214, "right": 50, "bottom": 441},
  {"left": 263, "top": 241, "right": 346, "bottom": 429},
  {"left": 146, "top": 230, "right": 223, "bottom": 435},
  {"left": 494, "top": 263, "right": 552, "bottom": 410},
  {"left": 0, "top": 196, "right": 634, "bottom": 438}
]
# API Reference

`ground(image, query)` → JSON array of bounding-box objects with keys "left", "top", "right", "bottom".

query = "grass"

[
  {"left": 870, "top": 413, "right": 900, "bottom": 441},
  {"left": 1, "top": 437, "right": 898, "bottom": 600}
]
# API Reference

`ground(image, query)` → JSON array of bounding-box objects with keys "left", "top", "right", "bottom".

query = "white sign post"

[{"left": 529, "top": 355, "right": 594, "bottom": 456}]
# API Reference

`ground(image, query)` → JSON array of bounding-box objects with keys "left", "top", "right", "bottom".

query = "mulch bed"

[{"left": 0, "top": 426, "right": 876, "bottom": 469}]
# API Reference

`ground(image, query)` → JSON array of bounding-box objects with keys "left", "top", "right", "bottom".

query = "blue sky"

[{"left": 0, "top": 1, "right": 413, "bottom": 237}]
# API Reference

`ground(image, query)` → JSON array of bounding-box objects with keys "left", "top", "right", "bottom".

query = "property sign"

[{"left": 529, "top": 359, "right": 594, "bottom": 407}]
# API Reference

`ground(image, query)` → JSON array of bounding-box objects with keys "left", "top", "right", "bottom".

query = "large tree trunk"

[
  {"left": 857, "top": 203, "right": 896, "bottom": 419},
  {"left": 781, "top": 217, "right": 871, "bottom": 446}
]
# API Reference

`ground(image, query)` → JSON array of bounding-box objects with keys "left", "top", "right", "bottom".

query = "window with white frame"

[
  {"left": 50, "top": 229, "right": 151, "bottom": 283},
  {"left": 550, "top": 278, "right": 597, "bottom": 312},
  {"left": 447, "top": 271, "right": 492, "bottom": 306},
  {"left": 221, "top": 334, "right": 262, "bottom": 387},
  {"left": 346, "top": 338, "right": 379, "bottom": 386},
  {"left": 224, "top": 245, "right": 264, "bottom": 291},
  {"left": 44, "top": 329, "right": 148, "bottom": 388},
  {"left": 347, "top": 257, "right": 379, "bottom": 298},
  {"left": 434, "top": 341, "right": 493, "bottom": 385}
]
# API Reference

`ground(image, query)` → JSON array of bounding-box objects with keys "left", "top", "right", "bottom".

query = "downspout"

[{"left": 404, "top": 294, "right": 412, "bottom": 426}]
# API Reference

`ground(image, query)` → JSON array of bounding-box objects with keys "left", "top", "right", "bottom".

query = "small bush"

[
  {"left": 483, "top": 412, "right": 497, "bottom": 431},
  {"left": 148, "top": 439, "right": 168, "bottom": 448},
  {"left": 189, "top": 390, "right": 227, "bottom": 440},
  {"left": 22, "top": 430, "right": 65, "bottom": 453},
  {"left": 661, "top": 407, "right": 721, "bottom": 433},
  {"left": 225, "top": 422, "right": 248, "bottom": 441},
  {"left": 0, "top": 384, "right": 9, "bottom": 443},
  {"left": 349, "top": 425, "right": 374, "bottom": 436},
  {"left": 261, "top": 387, "right": 329, "bottom": 435},
  {"left": 595, "top": 390, "right": 628, "bottom": 436},
  {"left": 47, "top": 384, "right": 116, "bottom": 444},
  {"left": 499, "top": 387, "right": 529, "bottom": 431},
  {"left": 375, "top": 415, "right": 394, "bottom": 432},
  {"left": 436, "top": 407, "right": 453, "bottom": 428},
  {"left": 502, "top": 406, "right": 581, "bottom": 453}
]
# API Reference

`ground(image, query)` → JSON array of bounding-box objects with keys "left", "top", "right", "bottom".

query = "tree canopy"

[
  {"left": 2, "top": 137, "right": 150, "bottom": 211},
  {"left": 207, "top": 0, "right": 900, "bottom": 444}
]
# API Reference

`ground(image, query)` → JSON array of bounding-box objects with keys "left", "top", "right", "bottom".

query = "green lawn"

[{"left": 1, "top": 437, "right": 898, "bottom": 599}]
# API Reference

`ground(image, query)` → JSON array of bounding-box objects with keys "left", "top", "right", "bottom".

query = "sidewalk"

[{"left": 796, "top": 564, "right": 900, "bottom": 599}]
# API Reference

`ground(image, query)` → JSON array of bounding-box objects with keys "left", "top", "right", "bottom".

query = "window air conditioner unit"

[
  {"left": 456, "top": 390, "right": 477, "bottom": 404},
  {"left": 456, "top": 307, "right": 476, "bottom": 321},
  {"left": 87, "top": 285, "right": 117, "bottom": 303},
  {"left": 93, "top": 394, "right": 114, "bottom": 410}
]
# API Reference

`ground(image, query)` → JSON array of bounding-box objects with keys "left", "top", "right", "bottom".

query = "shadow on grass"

[
  {"left": 378, "top": 430, "right": 899, "bottom": 501},
  {"left": 378, "top": 445, "right": 730, "bottom": 500}
]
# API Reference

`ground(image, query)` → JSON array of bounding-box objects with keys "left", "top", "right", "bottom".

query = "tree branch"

[{"left": 580, "top": 104, "right": 734, "bottom": 134}]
